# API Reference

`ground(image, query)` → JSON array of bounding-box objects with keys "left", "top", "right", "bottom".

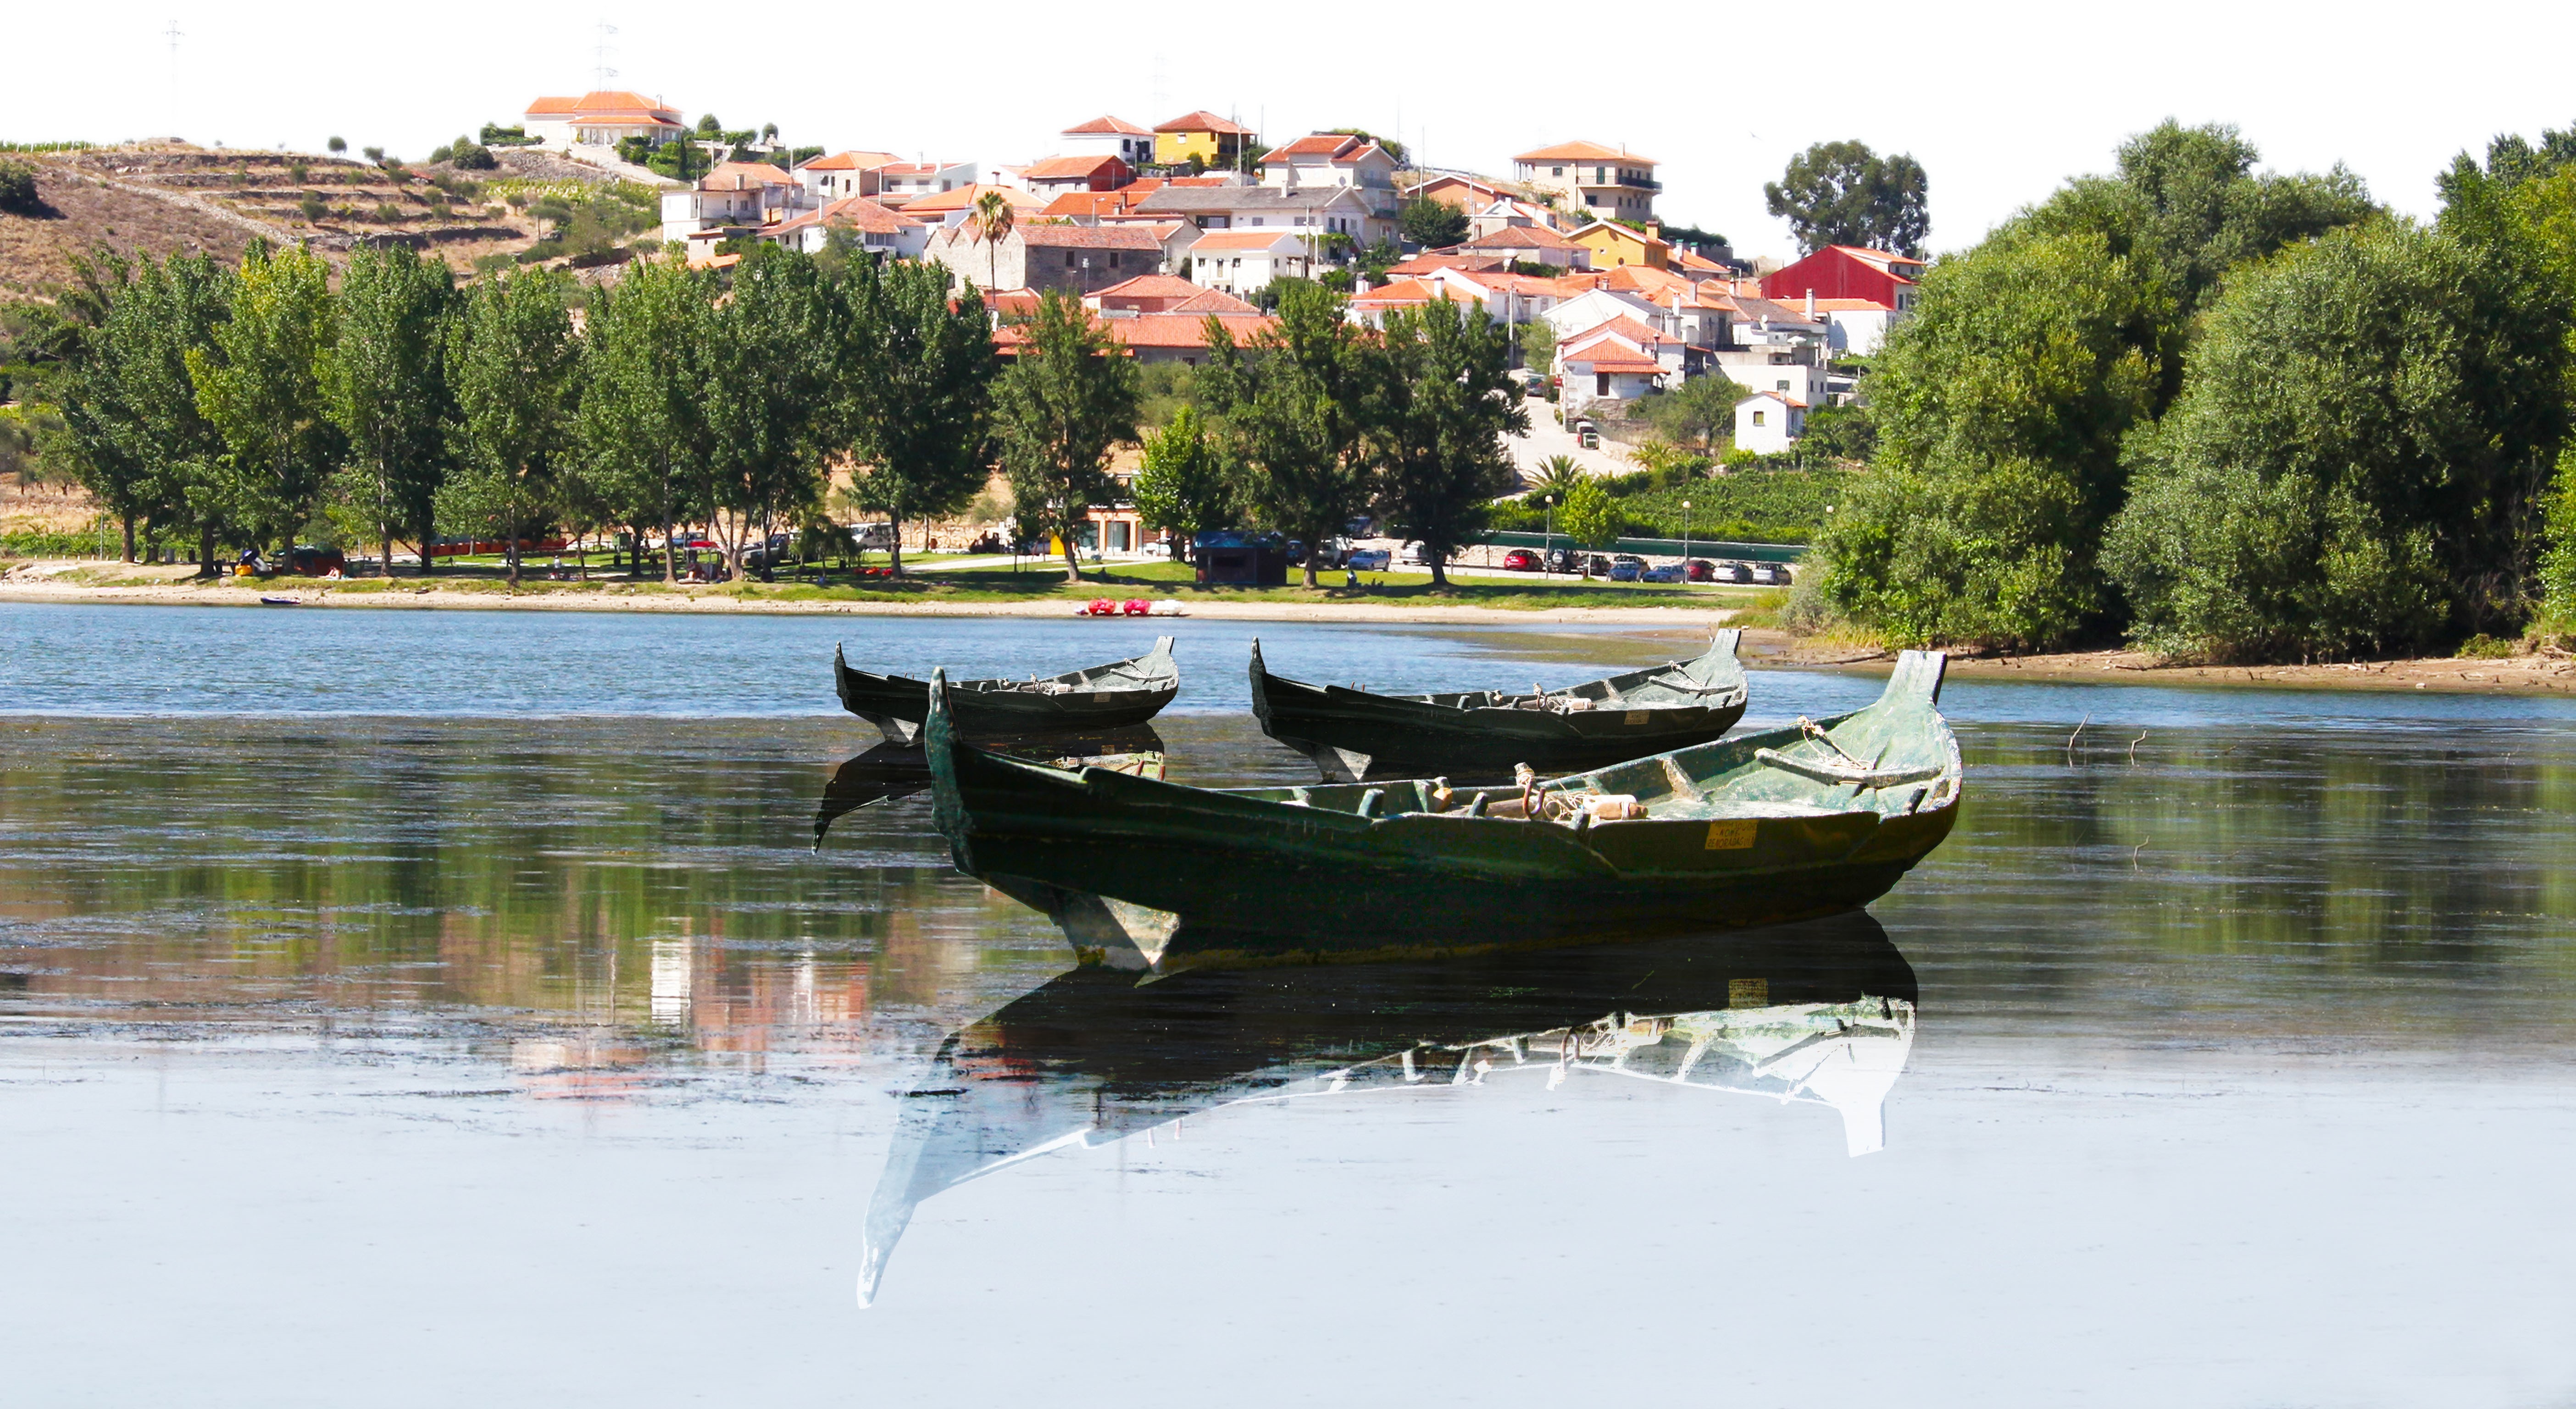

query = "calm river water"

[{"left": 4, "top": 603, "right": 2573, "bottom": 1407}]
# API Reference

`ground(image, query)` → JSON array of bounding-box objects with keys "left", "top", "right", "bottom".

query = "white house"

[
  {"left": 659, "top": 161, "right": 811, "bottom": 244},
  {"left": 874, "top": 160, "right": 978, "bottom": 201},
  {"left": 1058, "top": 116, "right": 1156, "bottom": 168},
  {"left": 763, "top": 195, "right": 932, "bottom": 261},
  {"left": 792, "top": 150, "right": 901, "bottom": 204},
  {"left": 522, "top": 90, "right": 685, "bottom": 150},
  {"left": 1256, "top": 134, "right": 1400, "bottom": 222},
  {"left": 1184, "top": 229, "right": 1313, "bottom": 295},
  {"left": 1733, "top": 391, "right": 1807, "bottom": 455},
  {"left": 1808, "top": 297, "right": 1900, "bottom": 357},
  {"left": 1133, "top": 183, "right": 1388, "bottom": 246},
  {"left": 1558, "top": 341, "right": 1666, "bottom": 415}
]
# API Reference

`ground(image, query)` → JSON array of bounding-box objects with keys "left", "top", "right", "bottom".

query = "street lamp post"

[
  {"left": 1543, "top": 494, "right": 1554, "bottom": 579},
  {"left": 1682, "top": 499, "right": 1691, "bottom": 578}
]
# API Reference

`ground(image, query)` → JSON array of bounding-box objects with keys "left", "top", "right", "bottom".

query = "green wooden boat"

[
  {"left": 833, "top": 635, "right": 1178, "bottom": 746},
  {"left": 922, "top": 650, "right": 1960, "bottom": 974},
  {"left": 856, "top": 915, "right": 1917, "bottom": 1304},
  {"left": 813, "top": 727, "right": 1167, "bottom": 846},
  {"left": 1249, "top": 630, "right": 1749, "bottom": 782}
]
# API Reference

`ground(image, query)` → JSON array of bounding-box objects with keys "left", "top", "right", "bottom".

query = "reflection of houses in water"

[{"left": 858, "top": 915, "right": 1918, "bottom": 1305}]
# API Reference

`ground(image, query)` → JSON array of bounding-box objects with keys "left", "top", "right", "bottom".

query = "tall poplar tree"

[
  {"left": 445, "top": 268, "right": 579, "bottom": 586},
  {"left": 1364, "top": 298, "right": 1526, "bottom": 588},
  {"left": 578, "top": 256, "right": 714, "bottom": 582},
  {"left": 839, "top": 259, "right": 999, "bottom": 577},
  {"left": 1201, "top": 281, "right": 1370, "bottom": 588},
  {"left": 189, "top": 241, "right": 344, "bottom": 563},
  {"left": 51, "top": 250, "right": 233, "bottom": 567},
  {"left": 700, "top": 246, "right": 841, "bottom": 577},
  {"left": 994, "top": 290, "right": 1140, "bottom": 581},
  {"left": 326, "top": 244, "right": 457, "bottom": 577}
]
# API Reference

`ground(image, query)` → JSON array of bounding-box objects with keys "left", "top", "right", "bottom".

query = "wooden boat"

[
  {"left": 922, "top": 649, "right": 1960, "bottom": 974},
  {"left": 833, "top": 635, "right": 1178, "bottom": 746},
  {"left": 813, "top": 728, "right": 1166, "bottom": 846},
  {"left": 855, "top": 915, "right": 1916, "bottom": 1304},
  {"left": 1249, "top": 630, "right": 1748, "bottom": 781}
]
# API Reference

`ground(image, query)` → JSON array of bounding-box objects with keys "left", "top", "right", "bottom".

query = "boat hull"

[
  {"left": 835, "top": 637, "right": 1177, "bottom": 745},
  {"left": 1249, "top": 632, "right": 1747, "bottom": 781}
]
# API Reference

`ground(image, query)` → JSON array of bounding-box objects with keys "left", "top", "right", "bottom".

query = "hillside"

[{"left": 0, "top": 141, "right": 647, "bottom": 303}]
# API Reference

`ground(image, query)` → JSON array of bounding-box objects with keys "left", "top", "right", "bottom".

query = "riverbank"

[
  {"left": 0, "top": 560, "right": 1749, "bottom": 627},
  {"left": 1752, "top": 637, "right": 2576, "bottom": 695}
]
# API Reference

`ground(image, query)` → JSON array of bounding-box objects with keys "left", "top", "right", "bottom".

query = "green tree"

[
  {"left": 2104, "top": 219, "right": 2569, "bottom": 661},
  {"left": 700, "top": 245, "right": 843, "bottom": 576},
  {"left": 48, "top": 250, "right": 234, "bottom": 566},
  {"left": 578, "top": 256, "right": 713, "bottom": 582},
  {"left": 1642, "top": 372, "right": 1738, "bottom": 451},
  {"left": 994, "top": 291, "right": 1140, "bottom": 581},
  {"left": 0, "top": 159, "right": 42, "bottom": 216},
  {"left": 1200, "top": 281, "right": 1371, "bottom": 587},
  {"left": 1516, "top": 319, "right": 1554, "bottom": 378},
  {"left": 446, "top": 267, "right": 581, "bottom": 585},
  {"left": 1130, "top": 404, "right": 1234, "bottom": 556},
  {"left": 1558, "top": 474, "right": 1619, "bottom": 550},
  {"left": 189, "top": 241, "right": 344, "bottom": 563},
  {"left": 1763, "top": 141, "right": 1930, "bottom": 256},
  {"left": 326, "top": 136, "right": 347, "bottom": 155},
  {"left": 326, "top": 244, "right": 456, "bottom": 577},
  {"left": 1398, "top": 196, "right": 1469, "bottom": 249},
  {"left": 839, "top": 258, "right": 999, "bottom": 577},
  {"left": 1362, "top": 298, "right": 1526, "bottom": 587},
  {"left": 966, "top": 188, "right": 1017, "bottom": 294}
]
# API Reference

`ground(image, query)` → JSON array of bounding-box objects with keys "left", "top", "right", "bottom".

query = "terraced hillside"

[{"left": 0, "top": 141, "right": 664, "bottom": 303}]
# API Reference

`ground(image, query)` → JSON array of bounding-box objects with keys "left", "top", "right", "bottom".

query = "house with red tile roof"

[
  {"left": 659, "top": 161, "right": 811, "bottom": 245},
  {"left": 522, "top": 91, "right": 685, "bottom": 150},
  {"left": 1154, "top": 111, "right": 1256, "bottom": 169},
  {"left": 1449, "top": 223, "right": 1588, "bottom": 270},
  {"left": 995, "top": 307, "right": 1277, "bottom": 366},
  {"left": 793, "top": 150, "right": 903, "bottom": 203},
  {"left": 1183, "top": 228, "right": 1315, "bottom": 296},
  {"left": 896, "top": 183, "right": 1049, "bottom": 227},
  {"left": 1042, "top": 183, "right": 1165, "bottom": 223},
  {"left": 874, "top": 160, "right": 980, "bottom": 201},
  {"left": 1020, "top": 154, "right": 1135, "bottom": 195},
  {"left": 1733, "top": 390, "right": 1808, "bottom": 454},
  {"left": 1557, "top": 341, "right": 1667, "bottom": 412},
  {"left": 1513, "top": 140, "right": 1659, "bottom": 223},
  {"left": 927, "top": 222, "right": 1168, "bottom": 297},
  {"left": 751, "top": 194, "right": 931, "bottom": 263},
  {"left": 1059, "top": 116, "right": 1155, "bottom": 167},
  {"left": 1257, "top": 134, "right": 1400, "bottom": 223},
  {"left": 1084, "top": 275, "right": 1257, "bottom": 315}
]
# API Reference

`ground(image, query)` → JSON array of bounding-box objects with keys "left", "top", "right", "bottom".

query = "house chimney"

[{"left": 1805, "top": 288, "right": 1815, "bottom": 318}]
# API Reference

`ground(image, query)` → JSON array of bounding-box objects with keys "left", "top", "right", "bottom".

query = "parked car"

[
  {"left": 1543, "top": 546, "right": 1581, "bottom": 573},
  {"left": 1710, "top": 560, "right": 1753, "bottom": 584},
  {"left": 1399, "top": 540, "right": 1431, "bottom": 566},
  {"left": 1643, "top": 564, "right": 1687, "bottom": 583},
  {"left": 1344, "top": 549, "right": 1391, "bottom": 571},
  {"left": 1501, "top": 548, "right": 1542, "bottom": 571},
  {"left": 741, "top": 533, "right": 796, "bottom": 571},
  {"left": 1749, "top": 562, "right": 1793, "bottom": 586},
  {"left": 1608, "top": 559, "right": 1643, "bottom": 582},
  {"left": 1285, "top": 539, "right": 1308, "bottom": 566},
  {"left": 1581, "top": 554, "right": 1613, "bottom": 577},
  {"left": 1684, "top": 558, "right": 1719, "bottom": 582}
]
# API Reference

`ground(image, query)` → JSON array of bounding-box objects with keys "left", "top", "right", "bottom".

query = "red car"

[{"left": 1502, "top": 548, "right": 1542, "bottom": 571}]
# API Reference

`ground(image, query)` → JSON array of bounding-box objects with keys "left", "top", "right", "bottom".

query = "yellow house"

[
  {"left": 1569, "top": 219, "right": 1669, "bottom": 271},
  {"left": 1153, "top": 110, "right": 1255, "bottom": 169}
]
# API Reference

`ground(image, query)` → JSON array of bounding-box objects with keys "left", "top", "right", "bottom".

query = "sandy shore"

[
  {"left": 1746, "top": 636, "right": 2576, "bottom": 696},
  {"left": 0, "top": 568, "right": 1739, "bottom": 627}
]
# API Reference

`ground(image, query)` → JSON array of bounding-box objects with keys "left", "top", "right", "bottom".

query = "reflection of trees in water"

[
  {"left": 0, "top": 718, "right": 1049, "bottom": 1040},
  {"left": 1914, "top": 723, "right": 2576, "bottom": 1014}
]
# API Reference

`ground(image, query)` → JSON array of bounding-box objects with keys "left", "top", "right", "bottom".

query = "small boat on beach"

[
  {"left": 258, "top": 596, "right": 299, "bottom": 606},
  {"left": 855, "top": 915, "right": 1918, "bottom": 1304},
  {"left": 1249, "top": 630, "right": 1748, "bottom": 782},
  {"left": 834, "top": 636, "right": 1179, "bottom": 746},
  {"left": 922, "top": 650, "right": 1961, "bottom": 974}
]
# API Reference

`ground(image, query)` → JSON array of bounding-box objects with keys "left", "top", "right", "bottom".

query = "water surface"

[{"left": 3, "top": 605, "right": 2572, "bottom": 1406}]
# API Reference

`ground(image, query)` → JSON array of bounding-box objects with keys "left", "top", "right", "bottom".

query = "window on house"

[
  {"left": 1752, "top": 410, "right": 1767, "bottom": 426},
  {"left": 1552, "top": 166, "right": 1564, "bottom": 177},
  {"left": 1776, "top": 380, "right": 1790, "bottom": 392},
  {"left": 1595, "top": 372, "right": 1610, "bottom": 395},
  {"left": 1066, "top": 252, "right": 1077, "bottom": 268}
]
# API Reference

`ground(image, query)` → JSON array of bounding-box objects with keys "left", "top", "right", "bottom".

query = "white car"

[{"left": 1344, "top": 549, "right": 1392, "bottom": 571}]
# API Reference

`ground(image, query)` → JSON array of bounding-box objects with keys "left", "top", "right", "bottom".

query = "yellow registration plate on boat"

[{"left": 1704, "top": 820, "right": 1757, "bottom": 850}]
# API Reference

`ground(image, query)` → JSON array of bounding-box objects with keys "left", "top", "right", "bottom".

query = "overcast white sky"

[{"left": 8, "top": 0, "right": 2571, "bottom": 262}]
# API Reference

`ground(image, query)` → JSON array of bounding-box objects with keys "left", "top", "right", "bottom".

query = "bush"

[
  {"left": 449, "top": 141, "right": 497, "bottom": 171},
  {"left": 374, "top": 201, "right": 402, "bottom": 222},
  {"left": 2457, "top": 633, "right": 2517, "bottom": 659},
  {"left": 430, "top": 144, "right": 453, "bottom": 164},
  {"left": 299, "top": 191, "right": 325, "bottom": 221},
  {"left": 0, "top": 158, "right": 41, "bottom": 215}
]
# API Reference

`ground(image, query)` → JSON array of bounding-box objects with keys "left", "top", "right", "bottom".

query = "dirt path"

[{"left": 1741, "top": 633, "right": 2576, "bottom": 696}]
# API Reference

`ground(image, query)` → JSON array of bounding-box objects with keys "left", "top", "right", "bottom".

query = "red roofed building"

[
  {"left": 1154, "top": 111, "right": 1256, "bottom": 169},
  {"left": 1059, "top": 115, "right": 1156, "bottom": 167},
  {"left": 1084, "top": 274, "right": 1258, "bottom": 314},
  {"left": 1512, "top": 140, "right": 1659, "bottom": 222},
  {"left": 1257, "top": 134, "right": 1400, "bottom": 222},
  {"left": 1043, "top": 182, "right": 1165, "bottom": 223},
  {"left": 1021, "top": 154, "right": 1135, "bottom": 195},
  {"left": 1759, "top": 245, "right": 1925, "bottom": 312},
  {"left": 522, "top": 90, "right": 685, "bottom": 150},
  {"left": 793, "top": 150, "right": 903, "bottom": 203},
  {"left": 927, "top": 221, "right": 1168, "bottom": 297},
  {"left": 1451, "top": 223, "right": 1588, "bottom": 270},
  {"left": 1183, "top": 228, "right": 1315, "bottom": 295}
]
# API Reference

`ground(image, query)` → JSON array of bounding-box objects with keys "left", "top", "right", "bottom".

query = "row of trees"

[
  {"left": 44, "top": 240, "right": 1532, "bottom": 588},
  {"left": 1815, "top": 119, "right": 2576, "bottom": 661}
]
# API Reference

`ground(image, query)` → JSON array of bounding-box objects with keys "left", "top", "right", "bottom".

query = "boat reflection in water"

[
  {"left": 814, "top": 726, "right": 1167, "bottom": 846},
  {"left": 858, "top": 912, "right": 1916, "bottom": 1305}
]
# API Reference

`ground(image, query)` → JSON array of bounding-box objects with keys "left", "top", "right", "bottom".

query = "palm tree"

[
  {"left": 968, "top": 189, "right": 1016, "bottom": 292},
  {"left": 1530, "top": 453, "right": 1585, "bottom": 501}
]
